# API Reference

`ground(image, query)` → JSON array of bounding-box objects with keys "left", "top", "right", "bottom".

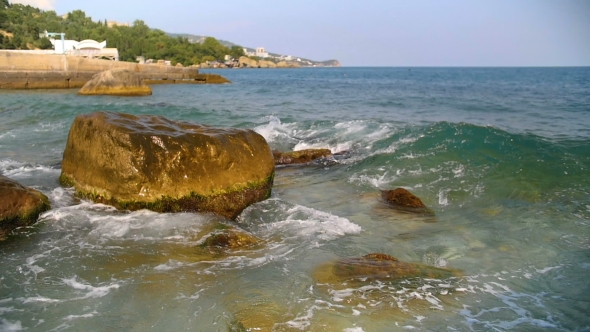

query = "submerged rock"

[
  {"left": 202, "top": 227, "right": 260, "bottom": 249},
  {"left": 381, "top": 188, "right": 432, "bottom": 214},
  {"left": 78, "top": 68, "right": 152, "bottom": 96},
  {"left": 314, "top": 253, "right": 460, "bottom": 283},
  {"left": 0, "top": 175, "right": 50, "bottom": 240},
  {"left": 272, "top": 148, "right": 332, "bottom": 165},
  {"left": 60, "top": 111, "right": 274, "bottom": 219}
]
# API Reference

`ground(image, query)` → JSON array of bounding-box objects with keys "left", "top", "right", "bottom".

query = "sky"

[{"left": 9, "top": 0, "right": 590, "bottom": 66}]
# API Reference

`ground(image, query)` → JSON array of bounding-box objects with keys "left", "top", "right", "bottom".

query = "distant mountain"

[{"left": 167, "top": 32, "right": 340, "bottom": 67}]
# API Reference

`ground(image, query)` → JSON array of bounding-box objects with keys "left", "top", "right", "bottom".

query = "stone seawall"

[{"left": 0, "top": 51, "right": 229, "bottom": 89}]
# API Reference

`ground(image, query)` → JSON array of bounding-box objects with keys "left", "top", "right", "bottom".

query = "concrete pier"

[{"left": 0, "top": 51, "right": 229, "bottom": 89}]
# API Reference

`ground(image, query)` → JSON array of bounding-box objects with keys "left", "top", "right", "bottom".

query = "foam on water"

[
  {"left": 0, "top": 319, "right": 24, "bottom": 331},
  {"left": 240, "top": 198, "right": 361, "bottom": 244},
  {"left": 61, "top": 277, "right": 120, "bottom": 300}
]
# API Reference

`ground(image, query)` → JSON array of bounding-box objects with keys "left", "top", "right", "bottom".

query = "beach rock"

[
  {"left": 60, "top": 111, "right": 274, "bottom": 219},
  {"left": 314, "top": 253, "right": 460, "bottom": 283},
  {"left": 258, "top": 60, "right": 276, "bottom": 68},
  {"left": 202, "top": 227, "right": 260, "bottom": 249},
  {"left": 272, "top": 149, "right": 332, "bottom": 165},
  {"left": 78, "top": 68, "right": 152, "bottom": 96},
  {"left": 381, "top": 188, "right": 427, "bottom": 210},
  {"left": 0, "top": 175, "right": 51, "bottom": 240},
  {"left": 238, "top": 56, "right": 259, "bottom": 68}
]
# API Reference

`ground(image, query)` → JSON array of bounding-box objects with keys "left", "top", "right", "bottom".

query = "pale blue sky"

[{"left": 11, "top": 0, "right": 590, "bottom": 66}]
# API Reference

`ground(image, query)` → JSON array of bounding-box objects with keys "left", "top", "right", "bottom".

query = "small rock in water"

[
  {"left": 314, "top": 253, "right": 461, "bottom": 283},
  {"left": 380, "top": 188, "right": 433, "bottom": 214},
  {"left": 201, "top": 228, "right": 260, "bottom": 250}
]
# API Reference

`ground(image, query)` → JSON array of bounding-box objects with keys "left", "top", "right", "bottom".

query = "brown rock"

[
  {"left": 78, "top": 68, "right": 152, "bottom": 96},
  {"left": 381, "top": 188, "right": 427, "bottom": 209},
  {"left": 0, "top": 175, "right": 50, "bottom": 240},
  {"left": 60, "top": 111, "right": 274, "bottom": 219},
  {"left": 272, "top": 149, "right": 332, "bottom": 165},
  {"left": 315, "top": 253, "right": 460, "bottom": 282}
]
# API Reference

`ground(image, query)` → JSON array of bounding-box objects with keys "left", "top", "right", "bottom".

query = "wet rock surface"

[
  {"left": 0, "top": 175, "right": 50, "bottom": 240},
  {"left": 272, "top": 148, "right": 332, "bottom": 165},
  {"left": 201, "top": 227, "right": 260, "bottom": 250},
  {"left": 315, "top": 253, "right": 460, "bottom": 283},
  {"left": 60, "top": 111, "right": 275, "bottom": 219},
  {"left": 380, "top": 188, "right": 434, "bottom": 214}
]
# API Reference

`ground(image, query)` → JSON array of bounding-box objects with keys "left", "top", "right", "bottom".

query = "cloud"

[{"left": 9, "top": 0, "right": 55, "bottom": 10}]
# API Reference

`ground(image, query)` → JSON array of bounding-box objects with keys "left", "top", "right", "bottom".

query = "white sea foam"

[
  {"left": 0, "top": 159, "right": 59, "bottom": 179},
  {"left": 268, "top": 204, "right": 361, "bottom": 242},
  {"left": 0, "top": 319, "right": 25, "bottom": 331},
  {"left": 63, "top": 312, "right": 97, "bottom": 321},
  {"left": 254, "top": 115, "right": 299, "bottom": 144},
  {"left": 343, "top": 327, "right": 364, "bottom": 332},
  {"left": 20, "top": 296, "right": 61, "bottom": 304},
  {"left": 438, "top": 188, "right": 450, "bottom": 206},
  {"left": 61, "top": 277, "right": 120, "bottom": 299},
  {"left": 33, "top": 122, "right": 65, "bottom": 133},
  {"left": 348, "top": 172, "right": 395, "bottom": 189}
]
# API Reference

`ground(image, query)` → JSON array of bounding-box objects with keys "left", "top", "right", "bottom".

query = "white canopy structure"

[{"left": 45, "top": 33, "right": 119, "bottom": 61}]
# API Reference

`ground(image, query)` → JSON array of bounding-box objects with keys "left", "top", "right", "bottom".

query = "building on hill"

[
  {"left": 107, "top": 21, "right": 130, "bottom": 28},
  {"left": 256, "top": 47, "right": 269, "bottom": 58}
]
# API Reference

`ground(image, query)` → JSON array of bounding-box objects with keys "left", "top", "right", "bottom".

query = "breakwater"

[{"left": 0, "top": 51, "right": 229, "bottom": 89}]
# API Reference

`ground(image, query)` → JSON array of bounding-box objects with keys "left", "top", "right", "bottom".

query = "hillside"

[
  {"left": 168, "top": 32, "right": 340, "bottom": 67},
  {"left": 0, "top": 2, "right": 339, "bottom": 67}
]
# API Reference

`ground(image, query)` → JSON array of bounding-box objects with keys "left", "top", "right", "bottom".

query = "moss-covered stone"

[
  {"left": 60, "top": 111, "right": 274, "bottom": 219},
  {"left": 0, "top": 175, "right": 51, "bottom": 240}
]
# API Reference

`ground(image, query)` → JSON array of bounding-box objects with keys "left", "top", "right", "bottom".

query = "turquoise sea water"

[{"left": 0, "top": 67, "right": 589, "bottom": 331}]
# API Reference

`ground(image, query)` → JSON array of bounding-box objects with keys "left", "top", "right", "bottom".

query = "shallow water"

[{"left": 1, "top": 67, "right": 589, "bottom": 331}]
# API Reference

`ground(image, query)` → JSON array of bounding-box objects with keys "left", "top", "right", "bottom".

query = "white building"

[
  {"left": 42, "top": 31, "right": 118, "bottom": 60},
  {"left": 255, "top": 47, "right": 269, "bottom": 58}
]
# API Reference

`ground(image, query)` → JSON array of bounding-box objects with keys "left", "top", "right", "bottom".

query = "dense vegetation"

[{"left": 0, "top": 1, "right": 245, "bottom": 65}]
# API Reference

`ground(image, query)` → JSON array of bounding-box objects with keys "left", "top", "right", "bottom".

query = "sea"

[{"left": 0, "top": 67, "right": 589, "bottom": 331}]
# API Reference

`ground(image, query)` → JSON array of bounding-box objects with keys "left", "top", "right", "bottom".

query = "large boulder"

[
  {"left": 272, "top": 148, "right": 332, "bottom": 165},
  {"left": 60, "top": 111, "right": 275, "bottom": 219},
  {"left": 0, "top": 175, "right": 50, "bottom": 240},
  {"left": 78, "top": 68, "right": 152, "bottom": 96}
]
